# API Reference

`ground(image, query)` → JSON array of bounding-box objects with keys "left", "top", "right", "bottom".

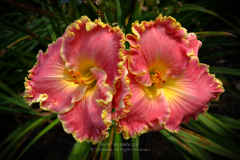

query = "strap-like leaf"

[
  {"left": 0, "top": 115, "right": 53, "bottom": 159},
  {"left": 16, "top": 118, "right": 59, "bottom": 160},
  {"left": 179, "top": 4, "right": 240, "bottom": 34},
  {"left": 68, "top": 141, "right": 91, "bottom": 160},
  {"left": 132, "top": 136, "right": 140, "bottom": 160},
  {"left": 210, "top": 67, "right": 240, "bottom": 76},
  {"left": 114, "top": 132, "right": 123, "bottom": 160}
]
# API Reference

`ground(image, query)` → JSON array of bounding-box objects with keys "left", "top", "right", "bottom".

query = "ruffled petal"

[
  {"left": 121, "top": 15, "right": 224, "bottom": 137},
  {"left": 117, "top": 78, "right": 169, "bottom": 139},
  {"left": 24, "top": 38, "right": 86, "bottom": 113},
  {"left": 112, "top": 68, "right": 131, "bottom": 120},
  {"left": 127, "top": 53, "right": 152, "bottom": 87},
  {"left": 61, "top": 16, "right": 125, "bottom": 86},
  {"left": 126, "top": 15, "right": 202, "bottom": 86},
  {"left": 58, "top": 68, "right": 112, "bottom": 143},
  {"left": 163, "top": 59, "right": 224, "bottom": 131},
  {"left": 186, "top": 33, "right": 202, "bottom": 57}
]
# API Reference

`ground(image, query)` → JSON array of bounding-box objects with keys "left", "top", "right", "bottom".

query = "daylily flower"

[
  {"left": 116, "top": 15, "right": 224, "bottom": 139},
  {"left": 24, "top": 16, "right": 125, "bottom": 143}
]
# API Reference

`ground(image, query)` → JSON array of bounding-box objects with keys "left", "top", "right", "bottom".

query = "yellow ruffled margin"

[
  {"left": 163, "top": 59, "right": 224, "bottom": 133},
  {"left": 119, "top": 14, "right": 225, "bottom": 137},
  {"left": 24, "top": 37, "right": 77, "bottom": 114},
  {"left": 57, "top": 16, "right": 129, "bottom": 143},
  {"left": 118, "top": 15, "right": 187, "bottom": 138},
  {"left": 126, "top": 14, "right": 188, "bottom": 48},
  {"left": 160, "top": 46, "right": 224, "bottom": 133},
  {"left": 125, "top": 15, "right": 190, "bottom": 87}
]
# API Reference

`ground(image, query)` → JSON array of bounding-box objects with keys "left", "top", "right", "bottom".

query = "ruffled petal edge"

[
  {"left": 61, "top": 16, "right": 127, "bottom": 88},
  {"left": 58, "top": 68, "right": 113, "bottom": 143},
  {"left": 164, "top": 58, "right": 224, "bottom": 132}
]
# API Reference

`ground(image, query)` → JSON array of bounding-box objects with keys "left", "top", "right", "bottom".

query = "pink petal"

[
  {"left": 24, "top": 38, "right": 86, "bottom": 113},
  {"left": 58, "top": 68, "right": 112, "bottom": 143},
  {"left": 186, "top": 33, "right": 202, "bottom": 56},
  {"left": 61, "top": 16, "right": 125, "bottom": 86},
  {"left": 127, "top": 53, "right": 152, "bottom": 87},
  {"left": 163, "top": 59, "right": 224, "bottom": 131},
  {"left": 112, "top": 68, "right": 131, "bottom": 120},
  {"left": 117, "top": 78, "right": 169, "bottom": 139},
  {"left": 120, "top": 15, "right": 224, "bottom": 137},
  {"left": 126, "top": 15, "right": 202, "bottom": 86}
]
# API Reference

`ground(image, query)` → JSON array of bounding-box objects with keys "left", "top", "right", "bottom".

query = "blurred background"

[{"left": 0, "top": 0, "right": 240, "bottom": 160}]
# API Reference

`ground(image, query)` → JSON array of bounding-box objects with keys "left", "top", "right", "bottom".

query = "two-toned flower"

[
  {"left": 25, "top": 16, "right": 125, "bottom": 143},
  {"left": 24, "top": 15, "right": 224, "bottom": 143},
  {"left": 116, "top": 15, "right": 224, "bottom": 138}
]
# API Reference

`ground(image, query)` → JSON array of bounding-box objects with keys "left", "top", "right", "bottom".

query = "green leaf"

[
  {"left": 214, "top": 114, "right": 240, "bottom": 130},
  {"left": 15, "top": 119, "right": 59, "bottom": 160},
  {"left": 179, "top": 4, "right": 240, "bottom": 34},
  {"left": 68, "top": 141, "right": 91, "bottom": 160},
  {"left": 132, "top": 136, "right": 140, "bottom": 160},
  {"left": 0, "top": 80, "right": 18, "bottom": 97},
  {"left": 47, "top": 24, "right": 57, "bottom": 41},
  {"left": 0, "top": 81, "right": 32, "bottom": 112},
  {"left": 69, "top": 0, "right": 79, "bottom": 19},
  {"left": 0, "top": 92, "right": 28, "bottom": 109},
  {"left": 100, "top": 127, "right": 114, "bottom": 160},
  {"left": 160, "top": 130, "right": 208, "bottom": 160},
  {"left": 0, "top": 106, "right": 36, "bottom": 115},
  {"left": 93, "top": 142, "right": 102, "bottom": 160},
  {"left": 178, "top": 129, "right": 240, "bottom": 159},
  {"left": 196, "top": 31, "right": 236, "bottom": 38},
  {"left": 115, "top": 0, "right": 122, "bottom": 27},
  {"left": 187, "top": 143, "right": 212, "bottom": 160},
  {"left": 210, "top": 67, "right": 240, "bottom": 76},
  {"left": 197, "top": 114, "right": 228, "bottom": 135},
  {"left": 0, "top": 115, "right": 53, "bottom": 159},
  {"left": 114, "top": 132, "right": 123, "bottom": 160},
  {"left": 0, "top": 123, "right": 29, "bottom": 150},
  {"left": 126, "top": 0, "right": 144, "bottom": 32}
]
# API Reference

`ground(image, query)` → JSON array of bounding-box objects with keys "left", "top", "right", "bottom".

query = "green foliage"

[
  {"left": 68, "top": 141, "right": 91, "bottom": 160},
  {"left": 0, "top": 0, "right": 239, "bottom": 160},
  {"left": 114, "top": 130, "right": 123, "bottom": 160},
  {"left": 161, "top": 113, "right": 240, "bottom": 160},
  {"left": 132, "top": 136, "right": 140, "bottom": 160}
]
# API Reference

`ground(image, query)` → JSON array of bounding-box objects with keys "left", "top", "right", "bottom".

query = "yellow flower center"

[
  {"left": 64, "top": 60, "right": 96, "bottom": 89},
  {"left": 151, "top": 71, "right": 166, "bottom": 88},
  {"left": 144, "top": 67, "right": 169, "bottom": 99},
  {"left": 69, "top": 70, "right": 95, "bottom": 86}
]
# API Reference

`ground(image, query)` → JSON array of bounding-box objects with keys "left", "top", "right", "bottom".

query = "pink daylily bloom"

[
  {"left": 116, "top": 15, "right": 224, "bottom": 139},
  {"left": 24, "top": 16, "right": 125, "bottom": 143},
  {"left": 24, "top": 14, "right": 224, "bottom": 142}
]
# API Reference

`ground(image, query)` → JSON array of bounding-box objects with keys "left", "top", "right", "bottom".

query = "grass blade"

[
  {"left": 0, "top": 115, "right": 53, "bottom": 159},
  {"left": 0, "top": 80, "right": 18, "bottom": 97},
  {"left": 132, "top": 136, "right": 140, "bottom": 160},
  {"left": 114, "top": 132, "right": 123, "bottom": 160},
  {"left": 196, "top": 31, "right": 236, "bottom": 38},
  {"left": 0, "top": 106, "right": 36, "bottom": 115},
  {"left": 115, "top": 0, "right": 122, "bottom": 27},
  {"left": 178, "top": 128, "right": 240, "bottom": 159},
  {"left": 197, "top": 114, "right": 228, "bottom": 135},
  {"left": 0, "top": 123, "right": 29, "bottom": 150},
  {"left": 100, "top": 127, "right": 114, "bottom": 160},
  {"left": 210, "top": 67, "right": 240, "bottom": 76},
  {"left": 93, "top": 142, "right": 102, "bottom": 160},
  {"left": 68, "top": 141, "right": 91, "bottom": 160},
  {"left": 179, "top": 4, "right": 240, "bottom": 34},
  {"left": 214, "top": 114, "right": 240, "bottom": 130},
  {"left": 16, "top": 119, "right": 60, "bottom": 160},
  {"left": 0, "top": 92, "right": 28, "bottom": 108}
]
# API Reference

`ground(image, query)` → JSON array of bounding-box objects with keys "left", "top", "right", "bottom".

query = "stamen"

[
  {"left": 151, "top": 71, "right": 166, "bottom": 88},
  {"left": 66, "top": 69, "right": 96, "bottom": 86}
]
